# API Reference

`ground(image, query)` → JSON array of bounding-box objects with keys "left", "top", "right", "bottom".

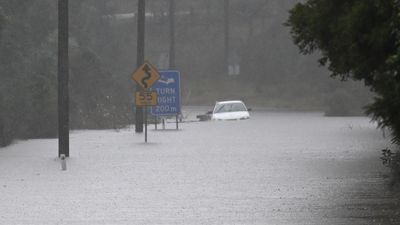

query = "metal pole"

[
  {"left": 224, "top": 0, "right": 230, "bottom": 76},
  {"left": 135, "top": 0, "right": 145, "bottom": 133},
  {"left": 58, "top": 0, "right": 69, "bottom": 157},
  {"left": 169, "top": 0, "right": 175, "bottom": 69},
  {"left": 144, "top": 107, "right": 147, "bottom": 142},
  {"left": 176, "top": 114, "right": 178, "bottom": 130},
  {"left": 170, "top": 0, "right": 178, "bottom": 131}
]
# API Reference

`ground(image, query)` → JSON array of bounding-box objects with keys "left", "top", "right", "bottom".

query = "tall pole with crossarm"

[
  {"left": 135, "top": 0, "right": 145, "bottom": 133},
  {"left": 58, "top": 0, "right": 69, "bottom": 157}
]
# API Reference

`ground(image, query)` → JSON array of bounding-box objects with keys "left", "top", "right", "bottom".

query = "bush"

[
  {"left": 0, "top": 116, "right": 12, "bottom": 147},
  {"left": 0, "top": 91, "right": 19, "bottom": 147},
  {"left": 381, "top": 148, "right": 400, "bottom": 187}
]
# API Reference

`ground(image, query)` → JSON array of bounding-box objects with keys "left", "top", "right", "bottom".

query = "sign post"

[
  {"left": 132, "top": 61, "right": 160, "bottom": 142},
  {"left": 151, "top": 71, "right": 181, "bottom": 130}
]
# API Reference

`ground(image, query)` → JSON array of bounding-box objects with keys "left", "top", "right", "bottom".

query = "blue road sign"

[{"left": 151, "top": 71, "right": 181, "bottom": 116}]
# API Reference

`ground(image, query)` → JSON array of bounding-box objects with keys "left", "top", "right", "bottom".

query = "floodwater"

[
  {"left": 176, "top": 108, "right": 400, "bottom": 224},
  {"left": 0, "top": 108, "right": 399, "bottom": 224}
]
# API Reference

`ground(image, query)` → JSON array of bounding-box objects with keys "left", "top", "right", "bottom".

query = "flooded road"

[
  {"left": 0, "top": 109, "right": 399, "bottom": 224},
  {"left": 175, "top": 109, "right": 400, "bottom": 224}
]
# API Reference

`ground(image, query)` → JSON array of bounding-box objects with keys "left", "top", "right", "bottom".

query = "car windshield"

[{"left": 214, "top": 102, "right": 247, "bottom": 113}]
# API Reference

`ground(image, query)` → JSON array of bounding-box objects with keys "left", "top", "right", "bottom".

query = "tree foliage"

[
  {"left": 287, "top": 0, "right": 400, "bottom": 144},
  {"left": 0, "top": 0, "right": 132, "bottom": 146},
  {"left": 0, "top": 0, "right": 374, "bottom": 147}
]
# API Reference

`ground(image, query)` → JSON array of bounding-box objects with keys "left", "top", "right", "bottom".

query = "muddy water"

[
  {"left": 177, "top": 109, "right": 400, "bottom": 224},
  {"left": 0, "top": 108, "right": 399, "bottom": 224}
]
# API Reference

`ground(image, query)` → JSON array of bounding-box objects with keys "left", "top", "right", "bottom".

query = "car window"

[{"left": 214, "top": 103, "right": 247, "bottom": 113}]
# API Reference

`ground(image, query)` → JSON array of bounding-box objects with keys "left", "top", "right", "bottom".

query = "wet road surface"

[{"left": 0, "top": 109, "right": 399, "bottom": 224}]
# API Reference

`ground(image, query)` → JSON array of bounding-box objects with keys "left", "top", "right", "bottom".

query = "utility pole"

[
  {"left": 224, "top": 0, "right": 230, "bottom": 76},
  {"left": 135, "top": 0, "right": 145, "bottom": 133},
  {"left": 58, "top": 0, "right": 69, "bottom": 157},
  {"left": 169, "top": 0, "right": 175, "bottom": 70},
  {"left": 169, "top": 0, "right": 179, "bottom": 130}
]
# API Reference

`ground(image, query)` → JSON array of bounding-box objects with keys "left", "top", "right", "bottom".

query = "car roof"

[{"left": 216, "top": 100, "right": 245, "bottom": 104}]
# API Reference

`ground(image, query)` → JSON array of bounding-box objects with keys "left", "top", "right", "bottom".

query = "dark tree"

[{"left": 287, "top": 0, "right": 400, "bottom": 144}]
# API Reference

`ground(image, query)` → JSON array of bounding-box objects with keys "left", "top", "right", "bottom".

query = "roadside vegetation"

[
  {"left": 1, "top": 0, "right": 372, "bottom": 147},
  {"left": 287, "top": 0, "right": 400, "bottom": 185}
]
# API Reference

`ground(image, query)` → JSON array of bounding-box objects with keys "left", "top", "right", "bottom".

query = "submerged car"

[{"left": 211, "top": 100, "right": 250, "bottom": 121}]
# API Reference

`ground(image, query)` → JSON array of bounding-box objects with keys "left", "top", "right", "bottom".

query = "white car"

[{"left": 211, "top": 100, "right": 251, "bottom": 121}]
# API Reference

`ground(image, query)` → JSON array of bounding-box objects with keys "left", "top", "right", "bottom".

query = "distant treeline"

[{"left": 0, "top": 0, "right": 371, "bottom": 146}]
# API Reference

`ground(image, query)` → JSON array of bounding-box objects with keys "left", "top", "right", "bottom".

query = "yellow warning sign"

[
  {"left": 135, "top": 91, "right": 158, "bottom": 106},
  {"left": 132, "top": 61, "right": 160, "bottom": 89}
]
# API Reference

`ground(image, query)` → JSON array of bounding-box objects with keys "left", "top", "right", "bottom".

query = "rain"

[{"left": 0, "top": 0, "right": 399, "bottom": 224}]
